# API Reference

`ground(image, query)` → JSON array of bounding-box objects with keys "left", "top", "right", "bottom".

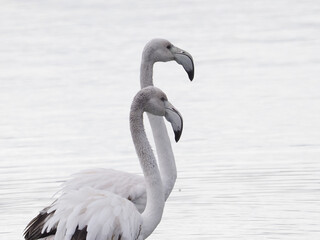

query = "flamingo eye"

[
  {"left": 161, "top": 97, "right": 166, "bottom": 101},
  {"left": 166, "top": 44, "right": 172, "bottom": 50}
]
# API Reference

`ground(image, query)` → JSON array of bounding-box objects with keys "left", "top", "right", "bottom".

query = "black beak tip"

[
  {"left": 188, "top": 69, "right": 194, "bottom": 81},
  {"left": 174, "top": 130, "right": 182, "bottom": 142}
]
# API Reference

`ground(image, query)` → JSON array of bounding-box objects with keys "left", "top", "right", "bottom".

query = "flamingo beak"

[
  {"left": 171, "top": 46, "right": 194, "bottom": 81},
  {"left": 164, "top": 101, "right": 183, "bottom": 142}
]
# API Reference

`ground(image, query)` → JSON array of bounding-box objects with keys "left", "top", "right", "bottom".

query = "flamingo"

[
  {"left": 63, "top": 39, "right": 194, "bottom": 203},
  {"left": 24, "top": 39, "right": 193, "bottom": 238},
  {"left": 24, "top": 86, "right": 183, "bottom": 240},
  {"left": 55, "top": 39, "right": 193, "bottom": 206}
]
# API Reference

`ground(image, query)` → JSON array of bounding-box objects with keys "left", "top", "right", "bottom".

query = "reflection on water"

[{"left": 1, "top": 0, "right": 320, "bottom": 239}]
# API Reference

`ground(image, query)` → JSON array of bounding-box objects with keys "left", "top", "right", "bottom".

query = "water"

[{"left": 1, "top": 0, "right": 320, "bottom": 239}]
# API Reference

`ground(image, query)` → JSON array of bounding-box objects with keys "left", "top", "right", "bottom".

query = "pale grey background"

[{"left": 0, "top": 0, "right": 320, "bottom": 239}]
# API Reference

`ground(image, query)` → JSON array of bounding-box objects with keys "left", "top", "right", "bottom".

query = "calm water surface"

[{"left": 1, "top": 0, "right": 320, "bottom": 239}]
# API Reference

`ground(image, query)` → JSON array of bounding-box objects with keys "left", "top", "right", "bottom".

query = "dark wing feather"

[
  {"left": 24, "top": 208, "right": 56, "bottom": 240},
  {"left": 71, "top": 226, "right": 87, "bottom": 240},
  {"left": 24, "top": 209, "right": 88, "bottom": 240}
]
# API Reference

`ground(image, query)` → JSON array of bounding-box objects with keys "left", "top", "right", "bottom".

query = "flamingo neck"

[
  {"left": 130, "top": 108, "right": 165, "bottom": 238},
  {"left": 147, "top": 114, "right": 177, "bottom": 200},
  {"left": 140, "top": 54, "right": 177, "bottom": 201},
  {"left": 140, "top": 60, "right": 154, "bottom": 88}
]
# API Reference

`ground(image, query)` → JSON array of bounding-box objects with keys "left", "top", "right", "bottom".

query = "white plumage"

[
  {"left": 44, "top": 187, "right": 142, "bottom": 240},
  {"left": 62, "top": 169, "right": 146, "bottom": 213}
]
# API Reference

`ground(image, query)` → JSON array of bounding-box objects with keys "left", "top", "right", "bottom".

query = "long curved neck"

[
  {"left": 140, "top": 54, "right": 177, "bottom": 200},
  {"left": 140, "top": 58, "right": 154, "bottom": 88},
  {"left": 130, "top": 108, "right": 165, "bottom": 238},
  {"left": 147, "top": 114, "right": 177, "bottom": 200}
]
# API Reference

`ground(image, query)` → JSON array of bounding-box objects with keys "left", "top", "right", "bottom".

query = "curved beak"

[
  {"left": 171, "top": 46, "right": 194, "bottom": 81},
  {"left": 164, "top": 101, "right": 183, "bottom": 142}
]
